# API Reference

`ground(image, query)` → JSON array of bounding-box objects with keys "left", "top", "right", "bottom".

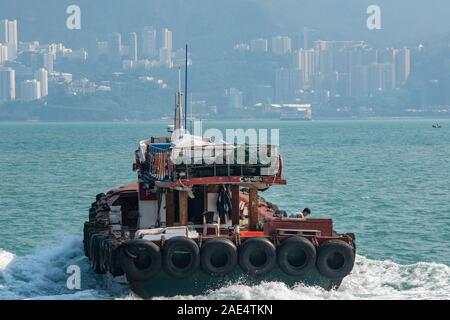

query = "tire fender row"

[{"left": 84, "top": 233, "right": 355, "bottom": 282}]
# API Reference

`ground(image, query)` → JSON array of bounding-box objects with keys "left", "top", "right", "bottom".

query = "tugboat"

[{"left": 82, "top": 52, "right": 356, "bottom": 298}]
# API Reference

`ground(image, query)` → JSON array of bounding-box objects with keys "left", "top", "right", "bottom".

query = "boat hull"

[{"left": 126, "top": 266, "right": 341, "bottom": 299}]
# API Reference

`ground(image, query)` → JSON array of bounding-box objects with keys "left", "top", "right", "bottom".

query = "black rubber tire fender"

[
  {"left": 90, "top": 234, "right": 107, "bottom": 274},
  {"left": 96, "top": 235, "right": 108, "bottom": 274},
  {"left": 86, "top": 228, "right": 97, "bottom": 258},
  {"left": 100, "top": 238, "right": 113, "bottom": 273},
  {"left": 95, "top": 193, "right": 105, "bottom": 202},
  {"left": 316, "top": 240, "right": 355, "bottom": 280},
  {"left": 239, "top": 237, "right": 276, "bottom": 276},
  {"left": 277, "top": 236, "right": 317, "bottom": 276},
  {"left": 88, "top": 233, "right": 99, "bottom": 268},
  {"left": 83, "top": 222, "right": 94, "bottom": 257},
  {"left": 162, "top": 237, "right": 200, "bottom": 279},
  {"left": 89, "top": 207, "right": 97, "bottom": 221},
  {"left": 200, "top": 238, "right": 238, "bottom": 277},
  {"left": 108, "top": 242, "right": 124, "bottom": 277},
  {"left": 119, "top": 240, "right": 162, "bottom": 281}
]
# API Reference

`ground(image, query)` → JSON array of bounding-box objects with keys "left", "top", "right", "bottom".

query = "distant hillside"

[
  {"left": 257, "top": 0, "right": 450, "bottom": 45},
  {"left": 0, "top": 0, "right": 274, "bottom": 53}
]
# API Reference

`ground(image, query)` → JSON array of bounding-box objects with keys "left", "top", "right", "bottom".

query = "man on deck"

[{"left": 294, "top": 208, "right": 311, "bottom": 219}]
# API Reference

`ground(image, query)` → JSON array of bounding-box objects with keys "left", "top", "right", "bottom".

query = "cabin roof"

[{"left": 155, "top": 176, "right": 286, "bottom": 188}]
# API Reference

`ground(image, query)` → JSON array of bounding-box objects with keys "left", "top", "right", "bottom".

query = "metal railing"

[{"left": 147, "top": 144, "right": 279, "bottom": 181}]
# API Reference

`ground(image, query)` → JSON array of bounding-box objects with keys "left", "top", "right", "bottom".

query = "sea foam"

[
  {"left": 157, "top": 255, "right": 450, "bottom": 300},
  {"left": 0, "top": 249, "right": 14, "bottom": 271}
]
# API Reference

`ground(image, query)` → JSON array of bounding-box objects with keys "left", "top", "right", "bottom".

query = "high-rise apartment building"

[
  {"left": 289, "top": 69, "right": 303, "bottom": 94},
  {"left": 0, "top": 20, "right": 6, "bottom": 43},
  {"left": 96, "top": 41, "right": 109, "bottom": 58},
  {"left": 0, "top": 43, "right": 8, "bottom": 64},
  {"left": 275, "top": 68, "right": 290, "bottom": 103},
  {"left": 127, "top": 32, "right": 138, "bottom": 61},
  {"left": 271, "top": 36, "right": 292, "bottom": 55},
  {"left": 108, "top": 32, "right": 122, "bottom": 62},
  {"left": 159, "top": 47, "right": 172, "bottom": 67},
  {"left": 141, "top": 27, "right": 157, "bottom": 58},
  {"left": 300, "top": 49, "right": 316, "bottom": 85},
  {"left": 394, "top": 48, "right": 411, "bottom": 87},
  {"left": 302, "top": 27, "right": 314, "bottom": 50},
  {"left": 35, "top": 68, "right": 49, "bottom": 97},
  {"left": 7, "top": 20, "right": 18, "bottom": 60},
  {"left": 162, "top": 28, "right": 173, "bottom": 51},
  {"left": 318, "top": 49, "right": 334, "bottom": 75},
  {"left": 0, "top": 20, "right": 18, "bottom": 60},
  {"left": 226, "top": 88, "right": 244, "bottom": 109},
  {"left": 349, "top": 65, "right": 368, "bottom": 97},
  {"left": 0, "top": 67, "right": 16, "bottom": 102},
  {"left": 41, "top": 52, "right": 55, "bottom": 73},
  {"left": 20, "top": 79, "right": 41, "bottom": 101},
  {"left": 250, "top": 38, "right": 268, "bottom": 53}
]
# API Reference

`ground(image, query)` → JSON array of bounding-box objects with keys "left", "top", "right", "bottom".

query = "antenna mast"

[
  {"left": 174, "top": 66, "right": 184, "bottom": 134},
  {"left": 184, "top": 44, "right": 188, "bottom": 129}
]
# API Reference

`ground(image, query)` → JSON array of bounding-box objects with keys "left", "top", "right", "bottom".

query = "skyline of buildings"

[
  {"left": 0, "top": 16, "right": 440, "bottom": 121},
  {"left": 95, "top": 27, "right": 176, "bottom": 68},
  {"left": 235, "top": 36, "right": 412, "bottom": 105},
  {"left": 0, "top": 20, "right": 180, "bottom": 104},
  {"left": 0, "top": 20, "right": 62, "bottom": 102}
]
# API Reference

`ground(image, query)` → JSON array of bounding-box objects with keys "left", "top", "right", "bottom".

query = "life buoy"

[
  {"left": 239, "top": 237, "right": 276, "bottom": 276},
  {"left": 162, "top": 237, "right": 200, "bottom": 279},
  {"left": 119, "top": 240, "right": 161, "bottom": 281},
  {"left": 316, "top": 240, "right": 355, "bottom": 279},
  {"left": 277, "top": 236, "right": 316, "bottom": 276},
  {"left": 201, "top": 238, "right": 237, "bottom": 277}
]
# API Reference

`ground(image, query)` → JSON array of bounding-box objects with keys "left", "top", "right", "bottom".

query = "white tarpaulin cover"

[{"left": 170, "top": 134, "right": 235, "bottom": 164}]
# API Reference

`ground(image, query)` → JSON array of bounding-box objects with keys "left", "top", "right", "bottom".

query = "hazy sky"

[{"left": 0, "top": 0, "right": 449, "bottom": 49}]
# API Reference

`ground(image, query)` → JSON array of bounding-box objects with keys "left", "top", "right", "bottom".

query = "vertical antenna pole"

[
  {"left": 174, "top": 93, "right": 177, "bottom": 129},
  {"left": 184, "top": 44, "right": 188, "bottom": 129},
  {"left": 190, "top": 93, "right": 193, "bottom": 133},
  {"left": 178, "top": 66, "right": 181, "bottom": 92}
]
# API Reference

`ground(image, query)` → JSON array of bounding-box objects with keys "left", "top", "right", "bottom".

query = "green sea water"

[{"left": 0, "top": 120, "right": 449, "bottom": 299}]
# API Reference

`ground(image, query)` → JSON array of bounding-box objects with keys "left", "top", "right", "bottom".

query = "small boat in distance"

[{"left": 432, "top": 124, "right": 442, "bottom": 128}]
